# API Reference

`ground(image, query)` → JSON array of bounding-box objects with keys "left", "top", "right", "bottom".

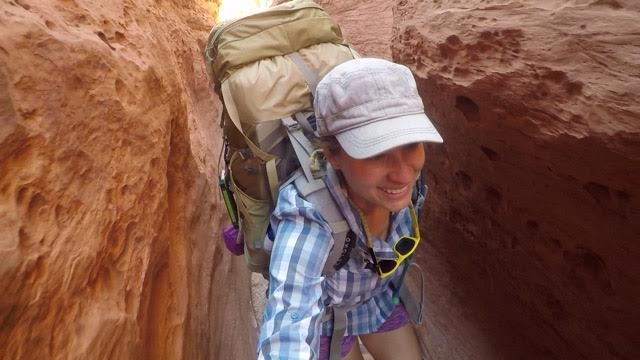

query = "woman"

[{"left": 257, "top": 58, "right": 444, "bottom": 360}]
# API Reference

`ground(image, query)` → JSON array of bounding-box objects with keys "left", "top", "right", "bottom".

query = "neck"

[
  {"left": 356, "top": 204, "right": 390, "bottom": 239},
  {"left": 369, "top": 214, "right": 391, "bottom": 240},
  {"left": 338, "top": 172, "right": 391, "bottom": 239}
]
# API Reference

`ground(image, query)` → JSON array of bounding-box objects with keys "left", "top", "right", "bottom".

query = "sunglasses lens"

[
  {"left": 395, "top": 237, "right": 417, "bottom": 255},
  {"left": 378, "top": 259, "right": 397, "bottom": 274}
]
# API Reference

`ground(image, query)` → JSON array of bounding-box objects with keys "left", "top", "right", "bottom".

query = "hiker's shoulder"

[
  {"left": 274, "top": 183, "right": 324, "bottom": 221},
  {"left": 273, "top": 184, "right": 328, "bottom": 228}
]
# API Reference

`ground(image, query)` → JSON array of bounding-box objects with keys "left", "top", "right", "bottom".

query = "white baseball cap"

[{"left": 314, "top": 58, "right": 443, "bottom": 159}]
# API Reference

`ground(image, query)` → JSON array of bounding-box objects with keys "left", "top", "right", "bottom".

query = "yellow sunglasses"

[{"left": 361, "top": 207, "right": 421, "bottom": 279}]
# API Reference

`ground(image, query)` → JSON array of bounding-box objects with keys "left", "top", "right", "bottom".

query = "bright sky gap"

[{"left": 218, "top": 0, "right": 273, "bottom": 22}]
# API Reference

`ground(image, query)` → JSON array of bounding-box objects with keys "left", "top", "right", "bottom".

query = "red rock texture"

[
  {"left": 3, "top": 0, "right": 639, "bottom": 359},
  {"left": 0, "top": 0, "right": 254, "bottom": 359},
  {"left": 387, "top": 1, "right": 640, "bottom": 359}
]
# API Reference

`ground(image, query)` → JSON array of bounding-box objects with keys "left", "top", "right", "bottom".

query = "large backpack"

[{"left": 203, "top": 0, "right": 359, "bottom": 277}]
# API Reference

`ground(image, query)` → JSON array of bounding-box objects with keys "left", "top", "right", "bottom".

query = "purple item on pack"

[{"left": 223, "top": 225, "right": 244, "bottom": 256}]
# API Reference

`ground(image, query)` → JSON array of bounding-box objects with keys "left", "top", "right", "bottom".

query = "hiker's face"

[{"left": 327, "top": 143, "right": 425, "bottom": 214}]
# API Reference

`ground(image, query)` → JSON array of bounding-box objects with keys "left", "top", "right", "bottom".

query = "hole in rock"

[
  {"left": 480, "top": 146, "right": 499, "bottom": 161},
  {"left": 583, "top": 182, "right": 611, "bottom": 204},
  {"left": 446, "top": 35, "right": 462, "bottom": 46},
  {"left": 96, "top": 31, "right": 116, "bottom": 50},
  {"left": 455, "top": 95, "right": 480, "bottom": 118},
  {"left": 614, "top": 190, "right": 631, "bottom": 202},
  {"left": 485, "top": 186, "right": 503, "bottom": 212},
  {"left": 455, "top": 171, "right": 473, "bottom": 191}
]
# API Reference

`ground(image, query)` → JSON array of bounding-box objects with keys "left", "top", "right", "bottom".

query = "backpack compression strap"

[
  {"left": 287, "top": 52, "right": 319, "bottom": 98},
  {"left": 221, "top": 81, "right": 281, "bottom": 202}
]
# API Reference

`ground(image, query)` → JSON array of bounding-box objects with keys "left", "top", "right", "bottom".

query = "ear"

[{"left": 322, "top": 146, "right": 342, "bottom": 170}]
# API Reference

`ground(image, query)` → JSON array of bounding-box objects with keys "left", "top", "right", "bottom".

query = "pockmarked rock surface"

[
  {"left": 387, "top": 1, "right": 639, "bottom": 359},
  {"left": 4, "top": 0, "right": 640, "bottom": 359},
  {"left": 0, "top": 0, "right": 254, "bottom": 359}
]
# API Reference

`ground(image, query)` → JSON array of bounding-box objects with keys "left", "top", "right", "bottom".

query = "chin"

[{"left": 384, "top": 199, "right": 412, "bottom": 212}]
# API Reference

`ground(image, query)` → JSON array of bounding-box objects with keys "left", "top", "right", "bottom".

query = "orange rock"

[
  {"left": 389, "top": 1, "right": 640, "bottom": 359},
  {"left": 3, "top": 0, "right": 639, "bottom": 359},
  {"left": 0, "top": 1, "right": 250, "bottom": 359}
]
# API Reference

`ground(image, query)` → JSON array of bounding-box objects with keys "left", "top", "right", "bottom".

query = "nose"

[{"left": 387, "top": 151, "right": 417, "bottom": 184}]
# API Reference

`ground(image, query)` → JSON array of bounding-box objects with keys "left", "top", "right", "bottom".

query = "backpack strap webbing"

[
  {"left": 221, "top": 81, "right": 281, "bottom": 202},
  {"left": 284, "top": 113, "right": 352, "bottom": 276},
  {"left": 293, "top": 174, "right": 350, "bottom": 277},
  {"left": 220, "top": 81, "right": 275, "bottom": 164},
  {"left": 322, "top": 263, "right": 425, "bottom": 360},
  {"left": 294, "top": 111, "right": 316, "bottom": 135},
  {"left": 287, "top": 51, "right": 319, "bottom": 135},
  {"left": 287, "top": 51, "right": 319, "bottom": 98},
  {"left": 391, "top": 262, "right": 425, "bottom": 325},
  {"left": 328, "top": 305, "right": 348, "bottom": 360},
  {"left": 317, "top": 300, "right": 360, "bottom": 360},
  {"left": 282, "top": 116, "right": 316, "bottom": 182}
]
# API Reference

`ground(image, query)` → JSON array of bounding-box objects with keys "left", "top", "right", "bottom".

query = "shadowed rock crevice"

[
  {"left": 0, "top": 0, "right": 228, "bottom": 358},
  {"left": 2, "top": 1, "right": 639, "bottom": 359}
]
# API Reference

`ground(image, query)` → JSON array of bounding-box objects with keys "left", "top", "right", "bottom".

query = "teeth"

[{"left": 381, "top": 186, "right": 407, "bottom": 194}]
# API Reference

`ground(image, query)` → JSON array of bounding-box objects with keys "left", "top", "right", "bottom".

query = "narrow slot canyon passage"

[{"left": 1, "top": 0, "right": 639, "bottom": 359}]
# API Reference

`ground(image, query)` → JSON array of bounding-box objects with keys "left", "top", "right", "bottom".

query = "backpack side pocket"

[{"left": 229, "top": 151, "right": 273, "bottom": 274}]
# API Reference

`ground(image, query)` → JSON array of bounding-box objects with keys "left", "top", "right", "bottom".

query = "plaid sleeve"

[{"left": 257, "top": 185, "right": 334, "bottom": 360}]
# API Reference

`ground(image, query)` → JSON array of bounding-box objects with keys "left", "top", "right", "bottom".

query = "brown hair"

[{"left": 314, "top": 135, "right": 340, "bottom": 155}]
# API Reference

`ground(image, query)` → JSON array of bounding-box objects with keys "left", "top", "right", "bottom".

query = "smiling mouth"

[{"left": 380, "top": 186, "right": 409, "bottom": 195}]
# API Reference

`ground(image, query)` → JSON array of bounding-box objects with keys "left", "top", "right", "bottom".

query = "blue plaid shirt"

[{"left": 257, "top": 171, "right": 423, "bottom": 359}]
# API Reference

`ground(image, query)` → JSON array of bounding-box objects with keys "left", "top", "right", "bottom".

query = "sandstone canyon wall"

[
  {"left": 0, "top": 0, "right": 255, "bottom": 359},
  {"left": 2, "top": 0, "right": 639, "bottom": 359},
  {"left": 384, "top": 1, "right": 638, "bottom": 359}
]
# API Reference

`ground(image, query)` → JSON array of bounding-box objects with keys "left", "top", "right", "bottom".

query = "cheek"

[
  {"left": 410, "top": 147, "right": 426, "bottom": 170},
  {"left": 417, "top": 153, "right": 426, "bottom": 170},
  {"left": 342, "top": 163, "right": 383, "bottom": 189}
]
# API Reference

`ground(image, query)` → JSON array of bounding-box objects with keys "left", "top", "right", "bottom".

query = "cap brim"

[{"left": 335, "top": 113, "right": 443, "bottom": 159}]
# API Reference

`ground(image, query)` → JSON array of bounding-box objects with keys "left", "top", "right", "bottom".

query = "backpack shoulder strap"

[
  {"left": 285, "top": 117, "right": 353, "bottom": 277},
  {"left": 293, "top": 167, "right": 352, "bottom": 277},
  {"left": 282, "top": 116, "right": 317, "bottom": 182},
  {"left": 412, "top": 168, "right": 428, "bottom": 218},
  {"left": 281, "top": 50, "right": 356, "bottom": 276}
]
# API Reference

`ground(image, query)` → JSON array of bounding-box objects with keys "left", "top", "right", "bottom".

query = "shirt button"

[{"left": 290, "top": 312, "right": 299, "bottom": 320}]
